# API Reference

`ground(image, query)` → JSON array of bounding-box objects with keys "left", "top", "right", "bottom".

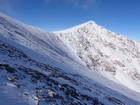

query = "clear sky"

[{"left": 0, "top": 0, "right": 140, "bottom": 40}]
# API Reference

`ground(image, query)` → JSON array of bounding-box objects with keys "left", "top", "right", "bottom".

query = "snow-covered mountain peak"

[
  {"left": 1, "top": 13, "right": 140, "bottom": 105},
  {"left": 55, "top": 20, "right": 99, "bottom": 33},
  {"left": 55, "top": 20, "right": 140, "bottom": 94},
  {"left": 79, "top": 20, "right": 97, "bottom": 27}
]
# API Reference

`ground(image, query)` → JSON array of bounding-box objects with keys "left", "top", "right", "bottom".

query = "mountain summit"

[
  {"left": 55, "top": 20, "right": 140, "bottom": 93},
  {"left": 0, "top": 13, "right": 140, "bottom": 105}
]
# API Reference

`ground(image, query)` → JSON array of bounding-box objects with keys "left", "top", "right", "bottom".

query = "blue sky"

[{"left": 0, "top": 0, "right": 140, "bottom": 40}]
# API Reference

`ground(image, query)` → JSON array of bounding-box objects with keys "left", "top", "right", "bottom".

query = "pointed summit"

[
  {"left": 54, "top": 20, "right": 99, "bottom": 33},
  {"left": 84, "top": 20, "right": 96, "bottom": 25},
  {"left": 77, "top": 20, "right": 98, "bottom": 29}
]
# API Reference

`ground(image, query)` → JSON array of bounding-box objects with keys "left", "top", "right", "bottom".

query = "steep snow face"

[
  {"left": 0, "top": 13, "right": 83, "bottom": 68},
  {"left": 54, "top": 21, "right": 140, "bottom": 93}
]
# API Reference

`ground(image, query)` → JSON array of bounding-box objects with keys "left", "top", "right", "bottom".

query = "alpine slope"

[{"left": 0, "top": 12, "right": 140, "bottom": 105}]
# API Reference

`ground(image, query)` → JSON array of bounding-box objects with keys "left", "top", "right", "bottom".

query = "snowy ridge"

[
  {"left": 0, "top": 12, "right": 140, "bottom": 105},
  {"left": 0, "top": 12, "right": 83, "bottom": 67}
]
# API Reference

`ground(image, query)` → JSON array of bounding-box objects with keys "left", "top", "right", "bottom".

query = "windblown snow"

[{"left": 0, "top": 12, "right": 140, "bottom": 105}]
